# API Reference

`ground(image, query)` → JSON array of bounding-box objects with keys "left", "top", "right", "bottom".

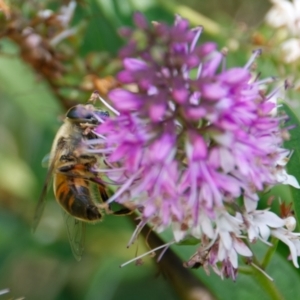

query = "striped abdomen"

[{"left": 54, "top": 171, "right": 102, "bottom": 222}]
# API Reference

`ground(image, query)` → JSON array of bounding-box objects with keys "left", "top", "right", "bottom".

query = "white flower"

[
  {"left": 57, "top": 1, "right": 77, "bottom": 27},
  {"left": 186, "top": 210, "right": 253, "bottom": 279},
  {"left": 280, "top": 38, "right": 300, "bottom": 63},
  {"left": 37, "top": 9, "right": 53, "bottom": 19},
  {"left": 265, "top": 0, "right": 300, "bottom": 35},
  {"left": 218, "top": 234, "right": 253, "bottom": 269},
  {"left": 271, "top": 227, "right": 300, "bottom": 267},
  {"left": 285, "top": 216, "right": 297, "bottom": 231},
  {"left": 275, "top": 150, "right": 300, "bottom": 188},
  {"left": 242, "top": 195, "right": 300, "bottom": 268},
  {"left": 239, "top": 196, "right": 286, "bottom": 242},
  {"left": 210, "top": 211, "right": 253, "bottom": 277},
  {"left": 190, "top": 210, "right": 215, "bottom": 239}
]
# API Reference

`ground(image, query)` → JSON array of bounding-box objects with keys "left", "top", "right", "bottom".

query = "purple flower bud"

[
  {"left": 218, "top": 67, "right": 250, "bottom": 84},
  {"left": 185, "top": 130, "right": 208, "bottom": 161},
  {"left": 123, "top": 58, "right": 148, "bottom": 71},
  {"left": 197, "top": 42, "right": 217, "bottom": 56},
  {"left": 201, "top": 82, "right": 228, "bottom": 100},
  {"left": 133, "top": 11, "right": 148, "bottom": 29},
  {"left": 109, "top": 89, "right": 143, "bottom": 111},
  {"left": 118, "top": 27, "right": 133, "bottom": 38}
]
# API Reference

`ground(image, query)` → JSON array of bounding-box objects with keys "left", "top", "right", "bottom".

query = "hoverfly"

[{"left": 33, "top": 103, "right": 125, "bottom": 260}]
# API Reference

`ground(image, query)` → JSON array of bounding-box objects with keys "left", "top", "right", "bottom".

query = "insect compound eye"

[
  {"left": 94, "top": 110, "right": 110, "bottom": 119},
  {"left": 66, "top": 105, "right": 98, "bottom": 124}
]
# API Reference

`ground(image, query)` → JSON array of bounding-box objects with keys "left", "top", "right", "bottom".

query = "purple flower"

[{"left": 90, "top": 13, "right": 300, "bottom": 279}]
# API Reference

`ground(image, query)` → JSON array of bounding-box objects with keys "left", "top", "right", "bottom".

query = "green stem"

[
  {"left": 156, "top": 0, "right": 221, "bottom": 35},
  {"left": 238, "top": 266, "right": 253, "bottom": 275},
  {"left": 261, "top": 238, "right": 279, "bottom": 269},
  {"left": 251, "top": 263, "right": 285, "bottom": 300},
  {"left": 242, "top": 241, "right": 284, "bottom": 300}
]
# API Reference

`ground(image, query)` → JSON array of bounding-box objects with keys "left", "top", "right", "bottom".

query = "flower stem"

[
  {"left": 251, "top": 257, "right": 285, "bottom": 300},
  {"left": 261, "top": 237, "right": 279, "bottom": 269},
  {"left": 238, "top": 266, "right": 253, "bottom": 275},
  {"left": 127, "top": 213, "right": 217, "bottom": 300},
  {"left": 157, "top": 0, "right": 221, "bottom": 35}
]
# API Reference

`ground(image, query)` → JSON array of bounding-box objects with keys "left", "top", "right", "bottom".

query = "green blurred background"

[{"left": 3, "top": 0, "right": 300, "bottom": 300}]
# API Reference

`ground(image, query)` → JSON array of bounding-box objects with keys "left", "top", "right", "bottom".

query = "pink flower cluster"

[{"left": 90, "top": 13, "right": 300, "bottom": 279}]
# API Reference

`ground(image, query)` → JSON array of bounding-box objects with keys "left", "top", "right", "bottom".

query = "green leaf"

[
  {"left": 282, "top": 103, "right": 300, "bottom": 150},
  {"left": 281, "top": 103, "right": 300, "bottom": 228},
  {"left": 76, "top": 0, "right": 123, "bottom": 56},
  {"left": 0, "top": 41, "right": 61, "bottom": 126},
  {"left": 177, "top": 236, "right": 201, "bottom": 246}
]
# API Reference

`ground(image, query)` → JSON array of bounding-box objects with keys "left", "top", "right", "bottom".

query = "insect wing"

[
  {"left": 41, "top": 153, "right": 50, "bottom": 168},
  {"left": 32, "top": 163, "right": 54, "bottom": 232},
  {"left": 64, "top": 212, "right": 86, "bottom": 261}
]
